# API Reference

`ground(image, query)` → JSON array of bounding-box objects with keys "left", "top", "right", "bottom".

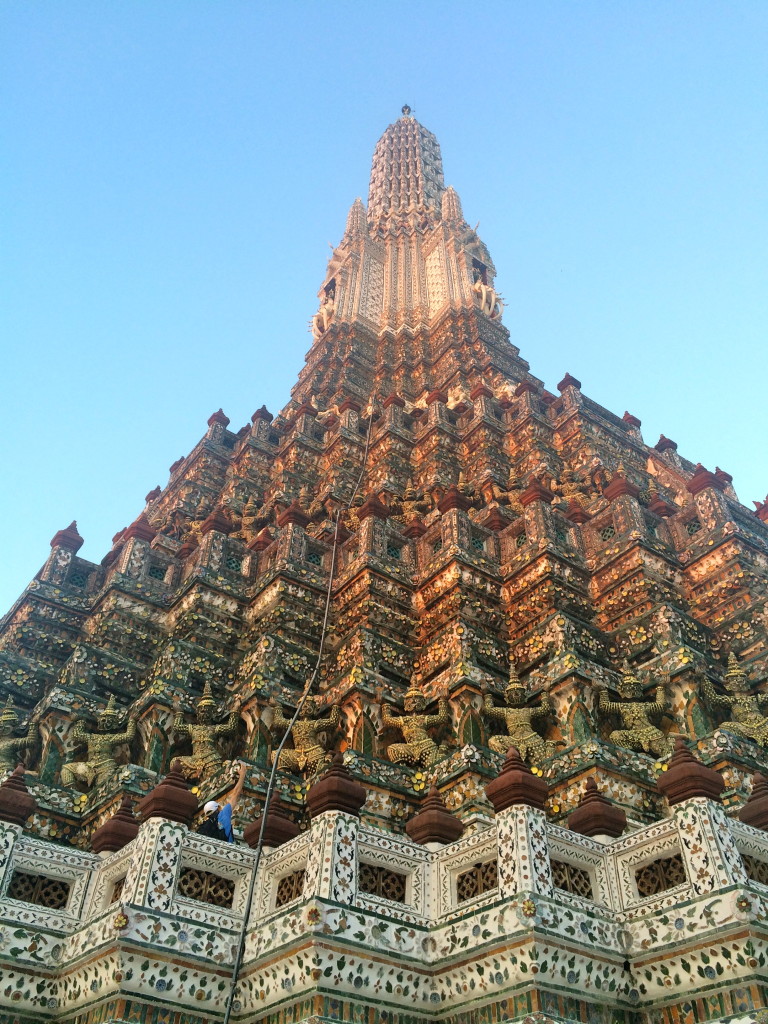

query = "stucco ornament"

[
  {"left": 382, "top": 683, "right": 451, "bottom": 768},
  {"left": 483, "top": 665, "right": 556, "bottom": 765},
  {"left": 172, "top": 683, "right": 241, "bottom": 781},
  {"left": 60, "top": 695, "right": 137, "bottom": 788},
  {"left": 312, "top": 284, "right": 336, "bottom": 339},
  {"left": 269, "top": 696, "right": 341, "bottom": 777},
  {"left": 471, "top": 267, "right": 503, "bottom": 319},
  {"left": 702, "top": 653, "right": 768, "bottom": 746},
  {"left": 0, "top": 698, "right": 38, "bottom": 773},
  {"left": 597, "top": 662, "right": 673, "bottom": 757}
]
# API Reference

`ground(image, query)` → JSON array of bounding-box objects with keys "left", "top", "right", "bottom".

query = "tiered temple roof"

[{"left": 0, "top": 109, "right": 767, "bottom": 1024}]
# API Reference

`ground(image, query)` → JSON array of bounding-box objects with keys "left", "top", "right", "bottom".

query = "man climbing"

[{"left": 196, "top": 759, "right": 248, "bottom": 842}]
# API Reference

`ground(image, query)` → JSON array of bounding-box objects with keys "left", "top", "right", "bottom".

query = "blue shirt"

[{"left": 218, "top": 802, "right": 234, "bottom": 842}]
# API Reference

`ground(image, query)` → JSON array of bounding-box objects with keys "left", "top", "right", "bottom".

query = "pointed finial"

[
  {"left": 604, "top": 466, "right": 640, "bottom": 502},
  {"left": 248, "top": 527, "right": 274, "bottom": 552},
  {"left": 243, "top": 795, "right": 301, "bottom": 849},
  {"left": 50, "top": 521, "right": 84, "bottom": 553},
  {"left": 207, "top": 409, "right": 230, "bottom": 428},
  {"left": 485, "top": 746, "right": 548, "bottom": 812},
  {"left": 406, "top": 784, "right": 464, "bottom": 845},
  {"left": 345, "top": 197, "right": 368, "bottom": 237},
  {"left": 556, "top": 372, "right": 581, "bottom": 393},
  {"left": 91, "top": 794, "right": 139, "bottom": 854},
  {"left": 655, "top": 434, "right": 677, "bottom": 453},
  {"left": 0, "top": 765, "right": 37, "bottom": 827},
  {"left": 136, "top": 761, "right": 198, "bottom": 825},
  {"left": 123, "top": 512, "right": 157, "bottom": 543},
  {"left": 401, "top": 104, "right": 412, "bottom": 117},
  {"left": 251, "top": 404, "right": 273, "bottom": 423},
  {"left": 567, "top": 777, "right": 626, "bottom": 839},
  {"left": 305, "top": 752, "right": 367, "bottom": 818},
  {"left": 441, "top": 186, "right": 464, "bottom": 224},
  {"left": 656, "top": 737, "right": 724, "bottom": 805}
]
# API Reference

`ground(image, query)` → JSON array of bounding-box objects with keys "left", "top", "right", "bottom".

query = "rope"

[{"left": 221, "top": 395, "right": 377, "bottom": 1024}]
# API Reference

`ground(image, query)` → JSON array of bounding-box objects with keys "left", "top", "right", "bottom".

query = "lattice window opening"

[
  {"left": 7, "top": 871, "right": 71, "bottom": 910},
  {"left": 685, "top": 518, "right": 703, "bottom": 537},
  {"left": 598, "top": 523, "right": 616, "bottom": 543},
  {"left": 456, "top": 859, "right": 499, "bottom": 904},
  {"left": 742, "top": 854, "right": 768, "bottom": 886},
  {"left": 431, "top": 537, "right": 443, "bottom": 555},
  {"left": 634, "top": 853, "right": 687, "bottom": 898},
  {"left": 225, "top": 552, "right": 243, "bottom": 574},
  {"left": 68, "top": 568, "right": 92, "bottom": 589},
  {"left": 109, "top": 876, "right": 126, "bottom": 904},
  {"left": 305, "top": 546, "right": 324, "bottom": 567},
  {"left": 551, "top": 859, "right": 595, "bottom": 901},
  {"left": 147, "top": 564, "right": 167, "bottom": 582},
  {"left": 386, "top": 541, "right": 403, "bottom": 560},
  {"left": 358, "top": 862, "right": 408, "bottom": 904},
  {"left": 470, "top": 533, "right": 486, "bottom": 553},
  {"left": 177, "top": 866, "right": 236, "bottom": 909},
  {"left": 275, "top": 868, "right": 306, "bottom": 908},
  {"left": 515, "top": 532, "right": 528, "bottom": 549}
]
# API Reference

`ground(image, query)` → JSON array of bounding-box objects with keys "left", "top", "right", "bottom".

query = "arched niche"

[
  {"left": 459, "top": 708, "right": 485, "bottom": 747},
  {"left": 144, "top": 723, "right": 169, "bottom": 775},
  {"left": 568, "top": 703, "right": 593, "bottom": 745},
  {"left": 249, "top": 720, "right": 272, "bottom": 766},
  {"left": 40, "top": 733, "right": 65, "bottom": 785},
  {"left": 351, "top": 711, "right": 376, "bottom": 758}
]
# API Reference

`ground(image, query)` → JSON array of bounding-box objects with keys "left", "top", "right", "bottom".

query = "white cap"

[{"left": 203, "top": 800, "right": 219, "bottom": 814}]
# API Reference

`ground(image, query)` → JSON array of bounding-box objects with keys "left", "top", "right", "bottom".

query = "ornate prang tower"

[{"left": 1, "top": 108, "right": 768, "bottom": 1024}]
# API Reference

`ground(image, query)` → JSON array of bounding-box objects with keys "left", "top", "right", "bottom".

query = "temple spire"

[
  {"left": 345, "top": 197, "right": 368, "bottom": 239},
  {"left": 368, "top": 110, "right": 445, "bottom": 228},
  {"left": 441, "top": 185, "right": 464, "bottom": 225},
  {"left": 297, "top": 111, "right": 519, "bottom": 404}
]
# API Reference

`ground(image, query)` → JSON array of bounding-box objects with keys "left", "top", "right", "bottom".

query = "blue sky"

[{"left": 1, "top": 1, "right": 766, "bottom": 612}]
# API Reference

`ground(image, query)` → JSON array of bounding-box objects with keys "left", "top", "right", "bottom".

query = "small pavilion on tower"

[{"left": 0, "top": 108, "right": 767, "bottom": 1024}]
